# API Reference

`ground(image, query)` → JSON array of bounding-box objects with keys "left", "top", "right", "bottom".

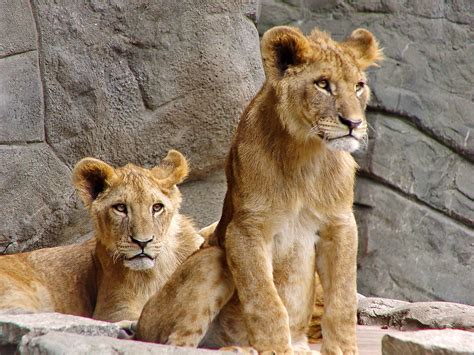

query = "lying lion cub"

[
  {"left": 0, "top": 150, "right": 203, "bottom": 322},
  {"left": 136, "top": 26, "right": 382, "bottom": 354}
]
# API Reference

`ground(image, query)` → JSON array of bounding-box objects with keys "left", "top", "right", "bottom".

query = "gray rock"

[
  {"left": 34, "top": 0, "right": 264, "bottom": 173},
  {"left": 382, "top": 329, "right": 474, "bottom": 355},
  {"left": 358, "top": 297, "right": 411, "bottom": 326},
  {"left": 365, "top": 113, "right": 474, "bottom": 227},
  {"left": 0, "top": 313, "right": 120, "bottom": 349},
  {"left": 358, "top": 298, "right": 474, "bottom": 332},
  {"left": 355, "top": 177, "right": 474, "bottom": 305},
  {"left": 0, "top": 144, "right": 89, "bottom": 254},
  {"left": 386, "top": 302, "right": 474, "bottom": 332},
  {"left": 0, "top": 0, "right": 37, "bottom": 58},
  {"left": 180, "top": 170, "right": 227, "bottom": 229},
  {"left": 18, "top": 331, "right": 233, "bottom": 355},
  {"left": 0, "top": 51, "right": 44, "bottom": 143}
]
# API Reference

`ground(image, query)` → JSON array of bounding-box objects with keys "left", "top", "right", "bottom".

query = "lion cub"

[
  {"left": 0, "top": 150, "right": 203, "bottom": 322},
  {"left": 136, "top": 27, "right": 382, "bottom": 354}
]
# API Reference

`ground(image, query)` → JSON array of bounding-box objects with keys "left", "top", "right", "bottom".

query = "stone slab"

[
  {"left": 0, "top": 313, "right": 120, "bottom": 347},
  {"left": 358, "top": 297, "right": 411, "bottom": 326},
  {"left": 0, "top": 0, "right": 37, "bottom": 58},
  {"left": 358, "top": 298, "right": 474, "bottom": 332},
  {"left": 355, "top": 177, "right": 474, "bottom": 305},
  {"left": 18, "top": 331, "right": 233, "bottom": 355},
  {"left": 0, "top": 144, "right": 89, "bottom": 254},
  {"left": 382, "top": 329, "right": 474, "bottom": 355},
  {"left": 0, "top": 51, "right": 44, "bottom": 143},
  {"left": 366, "top": 113, "right": 474, "bottom": 227}
]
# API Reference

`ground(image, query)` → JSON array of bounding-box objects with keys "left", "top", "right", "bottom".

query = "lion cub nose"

[
  {"left": 130, "top": 236, "right": 154, "bottom": 249},
  {"left": 339, "top": 115, "right": 362, "bottom": 130}
]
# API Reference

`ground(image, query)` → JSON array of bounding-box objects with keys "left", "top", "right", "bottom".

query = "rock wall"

[
  {"left": 258, "top": 0, "right": 474, "bottom": 304},
  {"left": 0, "top": 1, "right": 263, "bottom": 253},
  {"left": 1, "top": 0, "right": 473, "bottom": 306}
]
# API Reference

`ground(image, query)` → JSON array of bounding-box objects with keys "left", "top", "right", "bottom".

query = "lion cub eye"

[
  {"left": 315, "top": 79, "right": 331, "bottom": 94},
  {"left": 113, "top": 204, "right": 127, "bottom": 214},
  {"left": 152, "top": 203, "right": 164, "bottom": 214},
  {"left": 355, "top": 81, "right": 365, "bottom": 95}
]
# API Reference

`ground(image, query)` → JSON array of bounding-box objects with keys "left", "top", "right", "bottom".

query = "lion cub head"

[
  {"left": 73, "top": 150, "right": 189, "bottom": 271},
  {"left": 261, "top": 26, "right": 383, "bottom": 152}
]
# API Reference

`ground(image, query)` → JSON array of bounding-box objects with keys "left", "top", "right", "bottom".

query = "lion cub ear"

[
  {"left": 342, "top": 28, "right": 383, "bottom": 69},
  {"left": 152, "top": 150, "right": 189, "bottom": 190},
  {"left": 261, "top": 26, "right": 310, "bottom": 82},
  {"left": 73, "top": 158, "right": 116, "bottom": 208}
]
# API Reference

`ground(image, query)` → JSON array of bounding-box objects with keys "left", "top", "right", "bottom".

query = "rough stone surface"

[
  {"left": 358, "top": 297, "right": 410, "bottom": 326},
  {"left": 0, "top": 51, "right": 44, "bottom": 143},
  {"left": 359, "top": 114, "right": 474, "bottom": 226},
  {"left": 382, "top": 329, "right": 474, "bottom": 355},
  {"left": 18, "top": 332, "right": 232, "bottom": 355},
  {"left": 258, "top": 1, "right": 474, "bottom": 305},
  {"left": 0, "top": 313, "right": 120, "bottom": 348},
  {"left": 358, "top": 298, "right": 474, "bottom": 332},
  {"left": 0, "top": 0, "right": 36, "bottom": 58},
  {"left": 0, "top": 144, "right": 90, "bottom": 254},
  {"left": 33, "top": 0, "right": 264, "bottom": 174},
  {"left": 355, "top": 177, "right": 474, "bottom": 305},
  {"left": 180, "top": 170, "right": 227, "bottom": 229},
  {"left": 0, "top": 1, "right": 263, "bottom": 253}
]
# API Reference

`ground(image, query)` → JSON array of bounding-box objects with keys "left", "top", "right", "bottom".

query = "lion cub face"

[
  {"left": 73, "top": 150, "right": 189, "bottom": 271},
  {"left": 261, "top": 27, "right": 383, "bottom": 152}
]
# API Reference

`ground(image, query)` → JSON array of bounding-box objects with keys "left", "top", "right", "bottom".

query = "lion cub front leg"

[
  {"left": 225, "top": 221, "right": 293, "bottom": 354},
  {"left": 316, "top": 213, "right": 358, "bottom": 355}
]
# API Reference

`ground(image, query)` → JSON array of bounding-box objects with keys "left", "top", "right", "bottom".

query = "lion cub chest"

[{"left": 272, "top": 209, "right": 320, "bottom": 327}]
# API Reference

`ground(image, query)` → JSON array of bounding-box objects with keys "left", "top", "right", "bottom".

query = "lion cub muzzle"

[{"left": 124, "top": 236, "right": 156, "bottom": 270}]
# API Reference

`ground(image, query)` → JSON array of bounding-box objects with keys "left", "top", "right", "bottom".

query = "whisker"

[{"left": 366, "top": 121, "right": 375, "bottom": 133}]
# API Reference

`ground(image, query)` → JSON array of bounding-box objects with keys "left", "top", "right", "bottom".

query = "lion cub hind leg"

[{"left": 136, "top": 247, "right": 235, "bottom": 347}]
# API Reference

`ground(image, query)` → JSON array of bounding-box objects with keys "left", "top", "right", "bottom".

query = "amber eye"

[
  {"left": 315, "top": 79, "right": 331, "bottom": 91},
  {"left": 315, "top": 79, "right": 331, "bottom": 94},
  {"left": 113, "top": 204, "right": 127, "bottom": 214},
  {"left": 152, "top": 203, "right": 164, "bottom": 214},
  {"left": 355, "top": 81, "right": 365, "bottom": 93}
]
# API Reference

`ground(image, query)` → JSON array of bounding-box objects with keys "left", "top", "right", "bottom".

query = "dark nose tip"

[
  {"left": 339, "top": 115, "right": 362, "bottom": 130},
  {"left": 130, "top": 236, "right": 154, "bottom": 249}
]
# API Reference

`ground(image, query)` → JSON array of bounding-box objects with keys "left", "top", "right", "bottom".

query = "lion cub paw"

[{"left": 115, "top": 320, "right": 137, "bottom": 340}]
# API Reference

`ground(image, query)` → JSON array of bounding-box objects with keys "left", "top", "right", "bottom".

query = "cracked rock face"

[
  {"left": 259, "top": 0, "right": 474, "bottom": 305},
  {"left": 0, "top": 1, "right": 263, "bottom": 253}
]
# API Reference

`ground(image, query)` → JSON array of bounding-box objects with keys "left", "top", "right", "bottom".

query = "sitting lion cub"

[
  {"left": 136, "top": 26, "right": 382, "bottom": 354},
  {"left": 0, "top": 150, "right": 203, "bottom": 322}
]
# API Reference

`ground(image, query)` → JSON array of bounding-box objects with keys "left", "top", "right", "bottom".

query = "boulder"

[
  {"left": 0, "top": 313, "right": 120, "bottom": 353},
  {"left": 358, "top": 297, "right": 410, "bottom": 326},
  {"left": 358, "top": 298, "right": 474, "bottom": 332},
  {"left": 355, "top": 178, "right": 474, "bottom": 305},
  {"left": 382, "top": 329, "right": 474, "bottom": 355},
  {"left": 18, "top": 331, "right": 232, "bottom": 355}
]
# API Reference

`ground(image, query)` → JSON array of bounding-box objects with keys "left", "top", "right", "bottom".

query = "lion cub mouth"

[{"left": 124, "top": 253, "right": 155, "bottom": 270}]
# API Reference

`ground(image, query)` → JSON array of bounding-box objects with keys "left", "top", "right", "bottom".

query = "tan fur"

[
  {"left": 136, "top": 27, "right": 382, "bottom": 354},
  {"left": 0, "top": 150, "right": 203, "bottom": 322}
]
